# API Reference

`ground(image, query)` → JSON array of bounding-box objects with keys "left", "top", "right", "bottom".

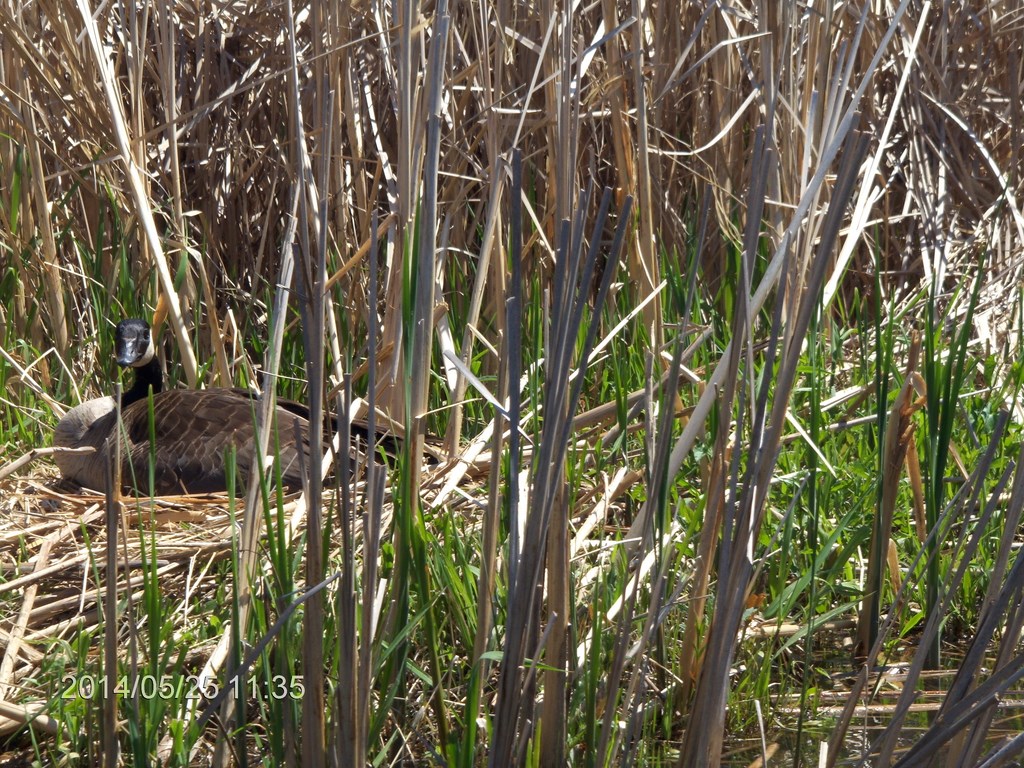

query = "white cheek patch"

[{"left": 132, "top": 336, "right": 156, "bottom": 367}]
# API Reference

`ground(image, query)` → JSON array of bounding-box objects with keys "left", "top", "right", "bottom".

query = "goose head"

[
  {"left": 115, "top": 318, "right": 155, "bottom": 368},
  {"left": 114, "top": 318, "right": 163, "bottom": 403}
]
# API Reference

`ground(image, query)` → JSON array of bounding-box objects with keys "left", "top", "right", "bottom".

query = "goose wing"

[{"left": 120, "top": 389, "right": 310, "bottom": 494}]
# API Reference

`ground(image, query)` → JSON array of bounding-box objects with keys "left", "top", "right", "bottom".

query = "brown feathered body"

[
  {"left": 55, "top": 389, "right": 309, "bottom": 495},
  {"left": 53, "top": 319, "right": 311, "bottom": 495}
]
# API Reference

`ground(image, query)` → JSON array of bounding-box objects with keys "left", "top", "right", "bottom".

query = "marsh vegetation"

[{"left": 0, "top": 0, "right": 1023, "bottom": 765}]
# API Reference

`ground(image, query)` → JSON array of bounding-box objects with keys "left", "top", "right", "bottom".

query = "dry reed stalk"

[
  {"left": 682, "top": 123, "right": 872, "bottom": 764},
  {"left": 827, "top": 415, "right": 1013, "bottom": 765},
  {"left": 0, "top": 347, "right": 66, "bottom": 419},
  {"left": 207, "top": 180, "right": 300, "bottom": 763},
  {"left": 0, "top": 697, "right": 63, "bottom": 737},
  {"left": 0, "top": 527, "right": 54, "bottom": 711},
  {"left": 855, "top": 333, "right": 925, "bottom": 660},
  {"left": 0, "top": 0, "right": 1016, "bottom": 361},
  {"left": 101, "top": 415, "right": 120, "bottom": 768},
  {"left": 75, "top": 0, "right": 197, "bottom": 385}
]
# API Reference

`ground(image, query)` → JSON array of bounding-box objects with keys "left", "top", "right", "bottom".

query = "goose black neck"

[{"left": 121, "top": 357, "right": 164, "bottom": 407}]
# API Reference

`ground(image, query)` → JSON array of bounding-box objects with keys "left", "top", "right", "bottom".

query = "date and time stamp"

[{"left": 61, "top": 673, "right": 305, "bottom": 702}]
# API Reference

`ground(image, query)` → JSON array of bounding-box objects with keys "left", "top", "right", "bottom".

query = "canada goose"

[{"left": 54, "top": 318, "right": 314, "bottom": 495}]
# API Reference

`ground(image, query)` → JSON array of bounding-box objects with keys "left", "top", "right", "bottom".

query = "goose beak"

[{"left": 116, "top": 338, "right": 143, "bottom": 367}]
